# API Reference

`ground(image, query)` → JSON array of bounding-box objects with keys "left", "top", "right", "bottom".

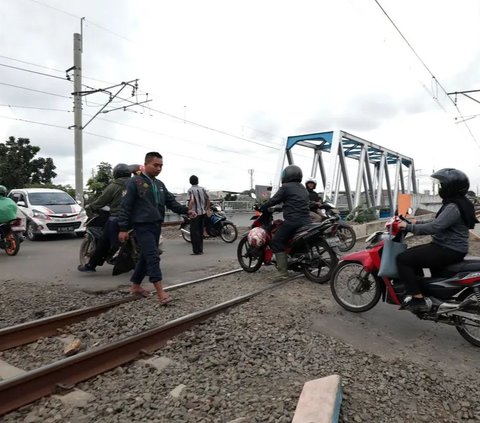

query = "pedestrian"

[
  {"left": 78, "top": 163, "right": 131, "bottom": 272},
  {"left": 117, "top": 152, "right": 196, "bottom": 304},
  {"left": 187, "top": 175, "right": 210, "bottom": 255}
]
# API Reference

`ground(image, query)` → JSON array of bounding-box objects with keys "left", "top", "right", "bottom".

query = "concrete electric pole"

[
  {"left": 68, "top": 29, "right": 150, "bottom": 206},
  {"left": 248, "top": 169, "right": 254, "bottom": 191},
  {"left": 73, "top": 32, "right": 83, "bottom": 205}
]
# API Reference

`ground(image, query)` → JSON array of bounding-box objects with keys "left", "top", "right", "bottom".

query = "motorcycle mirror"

[{"left": 407, "top": 207, "right": 414, "bottom": 215}]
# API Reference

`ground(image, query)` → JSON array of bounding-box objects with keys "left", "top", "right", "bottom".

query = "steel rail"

[
  {"left": 0, "top": 269, "right": 242, "bottom": 351},
  {"left": 0, "top": 280, "right": 289, "bottom": 416}
]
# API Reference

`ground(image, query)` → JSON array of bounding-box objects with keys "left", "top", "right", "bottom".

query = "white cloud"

[{"left": 1, "top": 0, "right": 479, "bottom": 195}]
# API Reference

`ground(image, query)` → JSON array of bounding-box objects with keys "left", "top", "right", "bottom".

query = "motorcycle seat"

[{"left": 443, "top": 257, "right": 480, "bottom": 273}]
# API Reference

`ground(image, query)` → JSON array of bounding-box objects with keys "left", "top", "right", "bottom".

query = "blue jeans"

[{"left": 130, "top": 222, "right": 162, "bottom": 284}]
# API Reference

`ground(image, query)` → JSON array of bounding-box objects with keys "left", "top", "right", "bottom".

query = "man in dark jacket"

[
  {"left": 78, "top": 163, "right": 131, "bottom": 272},
  {"left": 260, "top": 165, "right": 311, "bottom": 279},
  {"left": 117, "top": 152, "right": 196, "bottom": 304}
]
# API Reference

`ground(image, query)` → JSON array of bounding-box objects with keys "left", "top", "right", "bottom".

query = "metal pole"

[{"left": 73, "top": 33, "right": 83, "bottom": 205}]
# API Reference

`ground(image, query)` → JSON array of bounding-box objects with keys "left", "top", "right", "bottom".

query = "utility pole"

[
  {"left": 248, "top": 169, "right": 254, "bottom": 191},
  {"left": 68, "top": 26, "right": 150, "bottom": 206},
  {"left": 73, "top": 32, "right": 83, "bottom": 205}
]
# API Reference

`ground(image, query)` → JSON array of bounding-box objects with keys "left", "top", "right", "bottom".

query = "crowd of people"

[
  {"left": 3, "top": 150, "right": 473, "bottom": 312},
  {"left": 77, "top": 151, "right": 209, "bottom": 305}
]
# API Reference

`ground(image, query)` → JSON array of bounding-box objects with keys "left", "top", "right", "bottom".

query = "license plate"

[{"left": 57, "top": 227, "right": 74, "bottom": 233}]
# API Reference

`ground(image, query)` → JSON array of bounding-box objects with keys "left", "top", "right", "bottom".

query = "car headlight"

[{"left": 32, "top": 209, "right": 50, "bottom": 220}]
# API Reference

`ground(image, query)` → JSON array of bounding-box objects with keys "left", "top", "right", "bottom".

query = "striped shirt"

[{"left": 188, "top": 185, "right": 209, "bottom": 215}]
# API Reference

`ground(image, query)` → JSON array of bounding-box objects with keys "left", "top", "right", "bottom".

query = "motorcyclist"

[
  {"left": 77, "top": 163, "right": 132, "bottom": 272},
  {"left": 260, "top": 165, "right": 311, "bottom": 279},
  {"left": 305, "top": 177, "right": 323, "bottom": 222},
  {"left": 0, "top": 186, "right": 18, "bottom": 237},
  {"left": 397, "top": 168, "right": 478, "bottom": 312}
]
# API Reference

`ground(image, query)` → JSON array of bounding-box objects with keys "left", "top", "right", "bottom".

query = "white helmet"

[
  {"left": 305, "top": 177, "right": 317, "bottom": 188},
  {"left": 247, "top": 227, "right": 267, "bottom": 248}
]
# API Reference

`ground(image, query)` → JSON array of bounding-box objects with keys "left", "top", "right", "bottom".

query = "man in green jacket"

[{"left": 78, "top": 163, "right": 131, "bottom": 272}]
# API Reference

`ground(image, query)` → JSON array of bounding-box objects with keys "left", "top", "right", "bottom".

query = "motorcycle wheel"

[
  {"left": 455, "top": 294, "right": 480, "bottom": 347},
  {"left": 79, "top": 234, "right": 96, "bottom": 266},
  {"left": 4, "top": 233, "right": 20, "bottom": 256},
  {"left": 302, "top": 239, "right": 338, "bottom": 284},
  {"left": 336, "top": 226, "right": 356, "bottom": 252},
  {"left": 237, "top": 236, "right": 263, "bottom": 272},
  {"left": 220, "top": 221, "right": 238, "bottom": 243},
  {"left": 181, "top": 223, "right": 192, "bottom": 243},
  {"left": 330, "top": 261, "right": 382, "bottom": 312}
]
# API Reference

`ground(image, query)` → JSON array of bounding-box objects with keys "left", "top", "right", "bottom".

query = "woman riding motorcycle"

[{"left": 397, "top": 168, "right": 478, "bottom": 312}]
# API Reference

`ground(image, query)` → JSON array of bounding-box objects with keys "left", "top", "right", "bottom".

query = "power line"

[
  {"left": 373, "top": 0, "right": 480, "bottom": 149},
  {"left": 0, "top": 104, "right": 71, "bottom": 112},
  {"left": 0, "top": 62, "right": 69, "bottom": 81},
  {"left": 26, "top": 0, "right": 134, "bottom": 43},
  {"left": 0, "top": 114, "right": 67, "bottom": 130},
  {"left": 0, "top": 82, "right": 71, "bottom": 99},
  {"left": 0, "top": 114, "right": 275, "bottom": 176}
]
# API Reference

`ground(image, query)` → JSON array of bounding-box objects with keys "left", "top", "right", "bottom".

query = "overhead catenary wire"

[
  {"left": 373, "top": 0, "right": 480, "bottom": 149},
  {"left": 0, "top": 82, "right": 71, "bottom": 99},
  {"left": 0, "top": 114, "right": 275, "bottom": 176}
]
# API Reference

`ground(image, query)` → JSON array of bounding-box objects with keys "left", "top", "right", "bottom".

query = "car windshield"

[{"left": 28, "top": 192, "right": 76, "bottom": 206}]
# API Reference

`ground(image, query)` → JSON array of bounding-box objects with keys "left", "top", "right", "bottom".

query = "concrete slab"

[
  {"left": 292, "top": 375, "right": 342, "bottom": 423},
  {"left": 0, "top": 359, "right": 25, "bottom": 379}
]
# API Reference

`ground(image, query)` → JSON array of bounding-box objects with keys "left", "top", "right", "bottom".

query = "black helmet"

[
  {"left": 431, "top": 168, "right": 469, "bottom": 199},
  {"left": 113, "top": 163, "right": 131, "bottom": 179},
  {"left": 281, "top": 165, "right": 303, "bottom": 183},
  {"left": 0, "top": 185, "right": 6, "bottom": 197}
]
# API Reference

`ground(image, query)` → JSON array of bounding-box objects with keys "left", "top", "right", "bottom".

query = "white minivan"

[{"left": 8, "top": 188, "right": 87, "bottom": 240}]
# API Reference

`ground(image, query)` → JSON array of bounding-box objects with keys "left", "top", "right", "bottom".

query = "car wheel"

[{"left": 26, "top": 221, "right": 39, "bottom": 241}]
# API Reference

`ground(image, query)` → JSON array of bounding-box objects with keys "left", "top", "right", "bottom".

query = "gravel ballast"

[{"left": 1, "top": 232, "right": 480, "bottom": 422}]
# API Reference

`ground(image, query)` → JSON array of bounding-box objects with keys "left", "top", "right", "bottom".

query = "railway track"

[
  {"left": 0, "top": 271, "right": 299, "bottom": 416},
  {"left": 0, "top": 269, "right": 242, "bottom": 351}
]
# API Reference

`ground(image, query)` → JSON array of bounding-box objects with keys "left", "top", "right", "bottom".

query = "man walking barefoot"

[{"left": 117, "top": 152, "right": 196, "bottom": 304}]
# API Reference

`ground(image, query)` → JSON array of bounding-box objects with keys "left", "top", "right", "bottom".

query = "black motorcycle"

[
  {"left": 311, "top": 201, "right": 356, "bottom": 252},
  {"left": 180, "top": 204, "right": 238, "bottom": 244},
  {"left": 237, "top": 207, "right": 339, "bottom": 283},
  {"left": 0, "top": 218, "right": 24, "bottom": 256},
  {"left": 79, "top": 210, "right": 140, "bottom": 275}
]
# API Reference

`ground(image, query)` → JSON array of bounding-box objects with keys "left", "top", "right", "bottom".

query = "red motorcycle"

[
  {"left": 330, "top": 214, "right": 480, "bottom": 347},
  {"left": 237, "top": 207, "right": 338, "bottom": 283}
]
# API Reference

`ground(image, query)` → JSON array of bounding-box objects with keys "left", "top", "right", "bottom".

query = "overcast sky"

[{"left": 1, "top": 0, "right": 480, "bottom": 195}]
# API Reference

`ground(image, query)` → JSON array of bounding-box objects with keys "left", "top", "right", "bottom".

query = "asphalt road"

[{"left": 0, "top": 233, "right": 241, "bottom": 291}]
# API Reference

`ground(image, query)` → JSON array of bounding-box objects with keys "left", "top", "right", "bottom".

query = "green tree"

[
  {"left": 86, "top": 162, "right": 112, "bottom": 201},
  {"left": 224, "top": 192, "right": 238, "bottom": 201},
  {"left": 0, "top": 136, "right": 57, "bottom": 189}
]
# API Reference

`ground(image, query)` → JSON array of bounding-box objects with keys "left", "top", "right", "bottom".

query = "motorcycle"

[
  {"left": 237, "top": 207, "right": 339, "bottom": 283},
  {"left": 329, "top": 213, "right": 480, "bottom": 347},
  {"left": 78, "top": 210, "right": 141, "bottom": 275},
  {"left": 0, "top": 218, "right": 25, "bottom": 256},
  {"left": 180, "top": 204, "right": 238, "bottom": 244},
  {"left": 311, "top": 201, "right": 356, "bottom": 252}
]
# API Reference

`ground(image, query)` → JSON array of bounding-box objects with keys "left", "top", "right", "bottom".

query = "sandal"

[
  {"left": 131, "top": 287, "right": 152, "bottom": 298},
  {"left": 159, "top": 295, "right": 173, "bottom": 305}
]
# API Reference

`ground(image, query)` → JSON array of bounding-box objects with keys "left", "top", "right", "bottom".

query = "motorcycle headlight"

[{"left": 32, "top": 209, "right": 49, "bottom": 220}]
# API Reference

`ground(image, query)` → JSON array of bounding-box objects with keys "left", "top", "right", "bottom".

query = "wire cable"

[
  {"left": 0, "top": 82, "right": 71, "bottom": 99},
  {"left": 0, "top": 62, "right": 69, "bottom": 81},
  {"left": 373, "top": 0, "right": 480, "bottom": 148}
]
